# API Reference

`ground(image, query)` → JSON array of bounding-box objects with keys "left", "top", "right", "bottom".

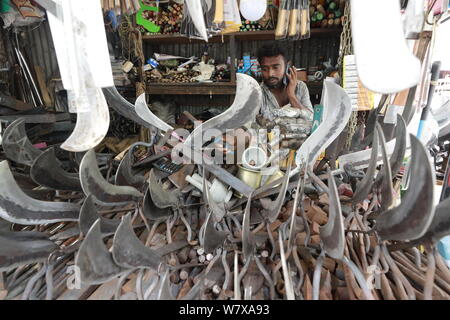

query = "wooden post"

[{"left": 229, "top": 34, "right": 236, "bottom": 84}]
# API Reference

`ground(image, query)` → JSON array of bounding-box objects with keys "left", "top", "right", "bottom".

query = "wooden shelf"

[
  {"left": 146, "top": 81, "right": 323, "bottom": 96},
  {"left": 142, "top": 28, "right": 342, "bottom": 44}
]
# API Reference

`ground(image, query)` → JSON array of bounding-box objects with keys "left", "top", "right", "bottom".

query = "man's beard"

[{"left": 264, "top": 77, "right": 283, "bottom": 89}]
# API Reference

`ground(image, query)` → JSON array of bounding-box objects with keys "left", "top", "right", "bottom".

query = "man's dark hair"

[{"left": 257, "top": 44, "right": 287, "bottom": 64}]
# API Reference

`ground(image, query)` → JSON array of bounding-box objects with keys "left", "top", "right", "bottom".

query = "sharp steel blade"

[
  {"left": 60, "top": 88, "right": 110, "bottom": 152},
  {"left": 0, "top": 160, "right": 80, "bottom": 225},
  {"left": 375, "top": 135, "right": 435, "bottom": 241},
  {"left": 79, "top": 195, "right": 120, "bottom": 236},
  {"left": 79, "top": 149, "right": 143, "bottom": 206},
  {"left": 0, "top": 230, "right": 58, "bottom": 272},
  {"left": 75, "top": 219, "right": 129, "bottom": 285},
  {"left": 376, "top": 123, "right": 394, "bottom": 211},
  {"left": 30, "top": 147, "right": 82, "bottom": 191},
  {"left": 203, "top": 210, "right": 227, "bottom": 253},
  {"left": 291, "top": 81, "right": 352, "bottom": 176},
  {"left": 135, "top": 93, "right": 174, "bottom": 132},
  {"left": 242, "top": 195, "right": 255, "bottom": 262},
  {"left": 1, "top": 118, "right": 42, "bottom": 166},
  {"left": 112, "top": 214, "right": 163, "bottom": 270},
  {"left": 417, "top": 196, "right": 450, "bottom": 244},
  {"left": 265, "top": 164, "right": 291, "bottom": 223},
  {"left": 184, "top": 0, "right": 208, "bottom": 42},
  {"left": 351, "top": 124, "right": 379, "bottom": 205},
  {"left": 102, "top": 86, "right": 156, "bottom": 129},
  {"left": 142, "top": 187, "right": 171, "bottom": 220},
  {"left": 183, "top": 73, "right": 262, "bottom": 149},
  {"left": 148, "top": 169, "right": 180, "bottom": 209},
  {"left": 114, "top": 143, "right": 147, "bottom": 189},
  {"left": 320, "top": 169, "right": 345, "bottom": 260},
  {"left": 380, "top": 114, "right": 407, "bottom": 180}
]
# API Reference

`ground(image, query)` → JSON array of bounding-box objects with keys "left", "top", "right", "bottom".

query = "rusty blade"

[
  {"left": 351, "top": 124, "right": 379, "bottom": 205},
  {"left": 1, "top": 118, "right": 42, "bottom": 166},
  {"left": 79, "top": 149, "right": 143, "bottom": 205},
  {"left": 112, "top": 214, "right": 164, "bottom": 270},
  {"left": 75, "top": 219, "right": 129, "bottom": 285},
  {"left": 182, "top": 73, "right": 262, "bottom": 151},
  {"left": 320, "top": 168, "right": 345, "bottom": 260},
  {"left": 376, "top": 123, "right": 394, "bottom": 212},
  {"left": 30, "top": 147, "right": 82, "bottom": 191},
  {"left": 0, "top": 160, "right": 80, "bottom": 225},
  {"left": 242, "top": 195, "right": 254, "bottom": 263},
  {"left": 264, "top": 164, "right": 291, "bottom": 223},
  {"left": 148, "top": 169, "right": 180, "bottom": 209},
  {"left": 79, "top": 195, "right": 120, "bottom": 236},
  {"left": 203, "top": 173, "right": 226, "bottom": 222},
  {"left": 0, "top": 230, "right": 58, "bottom": 272},
  {"left": 203, "top": 210, "right": 227, "bottom": 253},
  {"left": 375, "top": 134, "right": 435, "bottom": 241},
  {"left": 102, "top": 86, "right": 156, "bottom": 129},
  {"left": 142, "top": 187, "right": 171, "bottom": 221},
  {"left": 115, "top": 143, "right": 148, "bottom": 189}
]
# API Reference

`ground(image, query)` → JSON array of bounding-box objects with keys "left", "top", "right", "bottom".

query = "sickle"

[
  {"left": 79, "top": 195, "right": 121, "bottom": 236},
  {"left": 291, "top": 81, "right": 352, "bottom": 176},
  {"left": 1, "top": 118, "right": 42, "bottom": 166},
  {"left": 242, "top": 195, "right": 255, "bottom": 263},
  {"left": 203, "top": 173, "right": 226, "bottom": 222},
  {"left": 351, "top": 123, "right": 379, "bottom": 205},
  {"left": 375, "top": 134, "right": 435, "bottom": 241},
  {"left": 148, "top": 169, "right": 180, "bottom": 209},
  {"left": 114, "top": 142, "right": 151, "bottom": 189},
  {"left": 263, "top": 164, "right": 291, "bottom": 223},
  {"left": 183, "top": 73, "right": 262, "bottom": 150},
  {"left": 203, "top": 210, "right": 227, "bottom": 253},
  {"left": 102, "top": 86, "right": 156, "bottom": 129},
  {"left": 320, "top": 168, "right": 345, "bottom": 260},
  {"left": 112, "top": 214, "right": 164, "bottom": 270},
  {"left": 0, "top": 230, "right": 58, "bottom": 272},
  {"left": 376, "top": 123, "right": 394, "bottom": 212},
  {"left": 75, "top": 219, "right": 130, "bottom": 285},
  {"left": 30, "top": 147, "right": 82, "bottom": 191},
  {"left": 142, "top": 187, "right": 171, "bottom": 221},
  {"left": 0, "top": 160, "right": 80, "bottom": 225},
  {"left": 60, "top": 88, "right": 109, "bottom": 152},
  {"left": 79, "top": 149, "right": 143, "bottom": 205}
]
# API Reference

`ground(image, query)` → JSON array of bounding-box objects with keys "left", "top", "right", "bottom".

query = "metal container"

[
  {"left": 264, "top": 169, "right": 285, "bottom": 187},
  {"left": 235, "top": 165, "right": 262, "bottom": 198}
]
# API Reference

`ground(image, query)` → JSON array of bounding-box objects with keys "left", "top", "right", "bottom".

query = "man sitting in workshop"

[{"left": 256, "top": 44, "right": 314, "bottom": 152}]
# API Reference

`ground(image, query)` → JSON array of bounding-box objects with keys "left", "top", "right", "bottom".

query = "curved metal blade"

[
  {"left": 0, "top": 160, "right": 80, "bottom": 225},
  {"left": 242, "top": 195, "right": 255, "bottom": 262},
  {"left": 142, "top": 187, "right": 171, "bottom": 221},
  {"left": 352, "top": 124, "right": 379, "bottom": 205},
  {"left": 75, "top": 219, "right": 129, "bottom": 285},
  {"left": 375, "top": 135, "right": 435, "bottom": 241},
  {"left": 375, "top": 114, "right": 407, "bottom": 183},
  {"left": 203, "top": 210, "right": 227, "bottom": 253},
  {"left": 292, "top": 81, "right": 352, "bottom": 175},
  {"left": 102, "top": 86, "right": 155, "bottom": 128},
  {"left": 183, "top": 73, "right": 262, "bottom": 150},
  {"left": 264, "top": 164, "right": 291, "bottom": 223},
  {"left": 30, "top": 147, "right": 82, "bottom": 191},
  {"left": 415, "top": 195, "right": 450, "bottom": 244},
  {"left": 79, "top": 195, "right": 120, "bottom": 236},
  {"left": 112, "top": 214, "right": 163, "bottom": 270},
  {"left": 376, "top": 123, "right": 394, "bottom": 212},
  {"left": 1, "top": 118, "right": 42, "bottom": 166},
  {"left": 156, "top": 269, "right": 175, "bottom": 300},
  {"left": 0, "top": 230, "right": 58, "bottom": 271},
  {"left": 320, "top": 169, "right": 345, "bottom": 260},
  {"left": 135, "top": 94, "right": 174, "bottom": 132},
  {"left": 79, "top": 149, "right": 143, "bottom": 205},
  {"left": 61, "top": 88, "right": 110, "bottom": 152},
  {"left": 148, "top": 169, "right": 180, "bottom": 209},
  {"left": 115, "top": 143, "right": 148, "bottom": 189}
]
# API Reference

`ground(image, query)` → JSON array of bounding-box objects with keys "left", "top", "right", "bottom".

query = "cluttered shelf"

[
  {"left": 146, "top": 81, "right": 323, "bottom": 96},
  {"left": 142, "top": 28, "right": 342, "bottom": 44}
]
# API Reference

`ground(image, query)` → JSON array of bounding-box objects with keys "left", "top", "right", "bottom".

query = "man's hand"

[{"left": 286, "top": 66, "right": 298, "bottom": 99}]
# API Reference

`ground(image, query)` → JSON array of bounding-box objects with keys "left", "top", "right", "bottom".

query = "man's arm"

[{"left": 286, "top": 66, "right": 313, "bottom": 116}]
